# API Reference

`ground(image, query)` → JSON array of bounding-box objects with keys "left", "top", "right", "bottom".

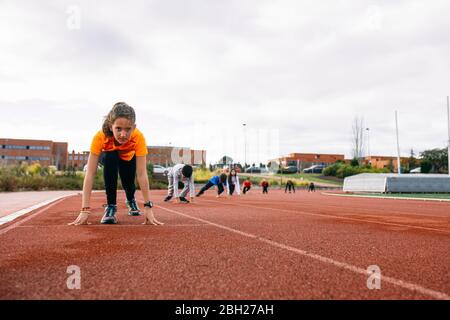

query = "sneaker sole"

[
  {"left": 128, "top": 212, "right": 142, "bottom": 216},
  {"left": 101, "top": 219, "right": 117, "bottom": 224}
]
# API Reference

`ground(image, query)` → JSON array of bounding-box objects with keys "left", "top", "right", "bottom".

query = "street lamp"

[
  {"left": 447, "top": 96, "right": 450, "bottom": 176},
  {"left": 243, "top": 123, "right": 247, "bottom": 169},
  {"left": 366, "top": 128, "right": 371, "bottom": 165}
]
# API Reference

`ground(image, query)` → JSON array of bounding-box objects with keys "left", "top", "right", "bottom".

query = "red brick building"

[
  {"left": 362, "top": 156, "right": 410, "bottom": 171},
  {"left": 1, "top": 137, "right": 206, "bottom": 170},
  {"left": 271, "top": 153, "right": 345, "bottom": 170},
  {"left": 64, "top": 146, "right": 207, "bottom": 170},
  {"left": 68, "top": 151, "right": 90, "bottom": 169},
  {"left": 68, "top": 146, "right": 207, "bottom": 169},
  {"left": 0, "top": 138, "right": 68, "bottom": 169},
  {"left": 147, "top": 146, "right": 206, "bottom": 167}
]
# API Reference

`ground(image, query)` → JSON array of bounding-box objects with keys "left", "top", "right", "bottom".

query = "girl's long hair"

[
  {"left": 228, "top": 169, "right": 237, "bottom": 184},
  {"left": 102, "top": 102, "right": 136, "bottom": 136}
]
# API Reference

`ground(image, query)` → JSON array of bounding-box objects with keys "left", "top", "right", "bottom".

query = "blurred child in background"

[
  {"left": 196, "top": 173, "right": 228, "bottom": 198},
  {"left": 227, "top": 168, "right": 241, "bottom": 196},
  {"left": 261, "top": 180, "right": 269, "bottom": 194},
  {"left": 242, "top": 178, "right": 252, "bottom": 194}
]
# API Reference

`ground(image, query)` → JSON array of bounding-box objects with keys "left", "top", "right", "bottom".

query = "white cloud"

[{"left": 0, "top": 0, "right": 449, "bottom": 164}]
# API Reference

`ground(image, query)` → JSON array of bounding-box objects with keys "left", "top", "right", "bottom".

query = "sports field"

[{"left": 0, "top": 190, "right": 449, "bottom": 300}]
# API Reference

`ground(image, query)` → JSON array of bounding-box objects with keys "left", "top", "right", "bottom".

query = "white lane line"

[
  {"left": 202, "top": 199, "right": 450, "bottom": 235},
  {"left": 235, "top": 200, "right": 450, "bottom": 223},
  {"left": 0, "top": 197, "right": 72, "bottom": 236},
  {"left": 0, "top": 193, "right": 79, "bottom": 226},
  {"left": 156, "top": 204, "right": 450, "bottom": 300}
]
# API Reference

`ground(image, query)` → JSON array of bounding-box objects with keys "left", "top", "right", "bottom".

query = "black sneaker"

[
  {"left": 179, "top": 197, "right": 190, "bottom": 203},
  {"left": 164, "top": 195, "right": 173, "bottom": 202},
  {"left": 101, "top": 204, "right": 118, "bottom": 224},
  {"left": 126, "top": 199, "right": 141, "bottom": 216}
]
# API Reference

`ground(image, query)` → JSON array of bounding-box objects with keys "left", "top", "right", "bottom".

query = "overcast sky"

[{"left": 1, "top": 0, "right": 449, "bottom": 164}]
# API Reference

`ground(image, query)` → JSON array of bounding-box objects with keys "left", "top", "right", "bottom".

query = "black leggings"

[
  {"left": 229, "top": 184, "right": 235, "bottom": 195},
  {"left": 101, "top": 151, "right": 136, "bottom": 205},
  {"left": 285, "top": 184, "right": 295, "bottom": 193},
  {"left": 197, "top": 181, "right": 224, "bottom": 196},
  {"left": 243, "top": 186, "right": 251, "bottom": 194}
]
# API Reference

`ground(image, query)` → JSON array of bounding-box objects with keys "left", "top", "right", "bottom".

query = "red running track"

[{"left": 0, "top": 189, "right": 449, "bottom": 300}]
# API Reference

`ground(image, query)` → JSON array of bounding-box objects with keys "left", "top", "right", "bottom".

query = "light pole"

[
  {"left": 447, "top": 96, "right": 450, "bottom": 175},
  {"left": 167, "top": 142, "right": 172, "bottom": 167},
  {"left": 366, "top": 128, "right": 371, "bottom": 165},
  {"left": 395, "top": 111, "right": 401, "bottom": 174},
  {"left": 243, "top": 123, "right": 247, "bottom": 169}
]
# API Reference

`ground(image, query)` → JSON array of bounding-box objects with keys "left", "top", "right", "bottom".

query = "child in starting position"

[
  {"left": 227, "top": 168, "right": 241, "bottom": 196},
  {"left": 242, "top": 178, "right": 252, "bottom": 194},
  {"left": 261, "top": 180, "right": 269, "bottom": 194},
  {"left": 164, "top": 164, "right": 195, "bottom": 203},
  {"left": 196, "top": 173, "right": 228, "bottom": 198},
  {"left": 285, "top": 180, "right": 295, "bottom": 193},
  {"left": 69, "top": 102, "right": 163, "bottom": 226}
]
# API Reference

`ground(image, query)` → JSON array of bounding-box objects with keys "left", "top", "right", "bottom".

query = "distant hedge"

[
  {"left": 0, "top": 164, "right": 166, "bottom": 192},
  {"left": 323, "top": 163, "right": 389, "bottom": 179}
]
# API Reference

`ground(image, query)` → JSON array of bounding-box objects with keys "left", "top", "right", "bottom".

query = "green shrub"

[
  {"left": 147, "top": 163, "right": 154, "bottom": 180},
  {"left": 0, "top": 163, "right": 166, "bottom": 191},
  {"left": 0, "top": 174, "right": 19, "bottom": 191},
  {"left": 21, "top": 176, "right": 45, "bottom": 191},
  {"left": 336, "top": 165, "right": 358, "bottom": 178},
  {"left": 421, "top": 160, "right": 432, "bottom": 174},
  {"left": 350, "top": 158, "right": 360, "bottom": 167},
  {"left": 194, "top": 167, "right": 215, "bottom": 183},
  {"left": 323, "top": 164, "right": 339, "bottom": 176}
]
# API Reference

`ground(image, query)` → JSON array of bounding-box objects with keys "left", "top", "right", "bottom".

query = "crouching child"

[
  {"left": 196, "top": 173, "right": 228, "bottom": 198},
  {"left": 164, "top": 164, "right": 195, "bottom": 203}
]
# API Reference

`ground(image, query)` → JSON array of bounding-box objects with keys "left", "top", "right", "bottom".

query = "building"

[
  {"left": 0, "top": 138, "right": 68, "bottom": 169},
  {"left": 147, "top": 146, "right": 206, "bottom": 167},
  {"left": 1, "top": 137, "right": 207, "bottom": 170},
  {"left": 68, "top": 151, "right": 90, "bottom": 169},
  {"left": 361, "top": 156, "right": 411, "bottom": 172},
  {"left": 67, "top": 146, "right": 207, "bottom": 169},
  {"left": 271, "top": 153, "right": 345, "bottom": 170}
]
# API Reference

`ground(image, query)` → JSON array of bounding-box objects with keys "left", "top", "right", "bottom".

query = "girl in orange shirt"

[{"left": 69, "top": 102, "right": 163, "bottom": 226}]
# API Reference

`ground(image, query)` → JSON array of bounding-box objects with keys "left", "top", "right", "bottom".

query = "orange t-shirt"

[{"left": 90, "top": 128, "right": 148, "bottom": 161}]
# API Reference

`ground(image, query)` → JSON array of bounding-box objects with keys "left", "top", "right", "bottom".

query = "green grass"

[
  {"left": 273, "top": 173, "right": 344, "bottom": 186},
  {"left": 246, "top": 175, "right": 309, "bottom": 187}
]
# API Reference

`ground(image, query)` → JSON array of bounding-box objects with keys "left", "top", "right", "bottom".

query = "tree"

[
  {"left": 351, "top": 116, "right": 365, "bottom": 163},
  {"left": 350, "top": 158, "right": 359, "bottom": 167},
  {"left": 407, "top": 149, "right": 418, "bottom": 172},
  {"left": 421, "top": 160, "right": 432, "bottom": 173},
  {"left": 146, "top": 163, "right": 154, "bottom": 180},
  {"left": 387, "top": 159, "right": 394, "bottom": 173},
  {"left": 419, "top": 148, "right": 448, "bottom": 173}
]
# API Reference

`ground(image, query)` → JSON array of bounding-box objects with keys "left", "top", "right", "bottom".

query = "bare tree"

[{"left": 351, "top": 116, "right": 365, "bottom": 162}]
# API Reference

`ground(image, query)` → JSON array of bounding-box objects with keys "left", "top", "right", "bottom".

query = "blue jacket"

[{"left": 209, "top": 175, "right": 227, "bottom": 186}]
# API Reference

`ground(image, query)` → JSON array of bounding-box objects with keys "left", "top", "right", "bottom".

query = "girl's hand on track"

[
  {"left": 68, "top": 210, "right": 91, "bottom": 226},
  {"left": 142, "top": 207, "right": 164, "bottom": 225}
]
